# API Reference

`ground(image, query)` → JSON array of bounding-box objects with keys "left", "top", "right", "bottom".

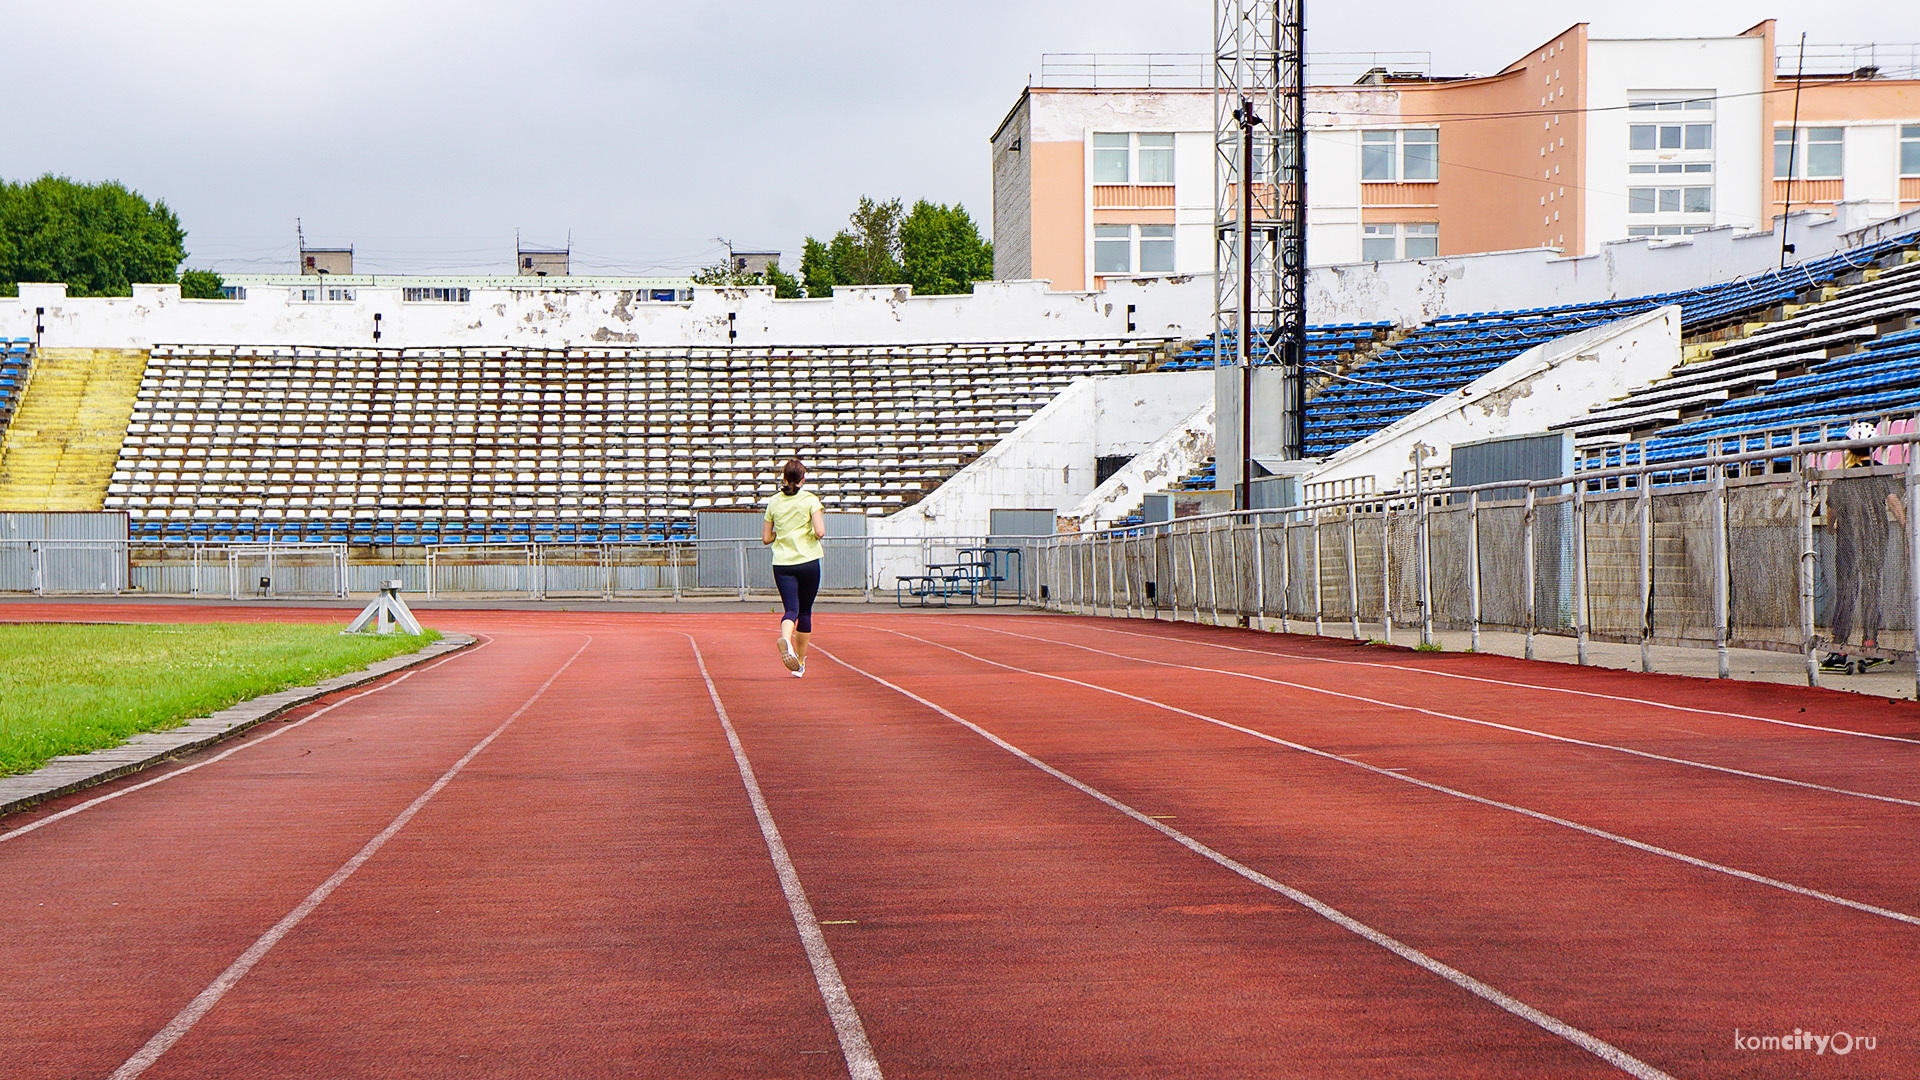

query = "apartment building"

[{"left": 992, "top": 21, "right": 1920, "bottom": 291}]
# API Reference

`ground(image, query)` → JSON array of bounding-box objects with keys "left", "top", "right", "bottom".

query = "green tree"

[
  {"left": 0, "top": 175, "right": 189, "bottom": 297},
  {"left": 763, "top": 261, "right": 803, "bottom": 299},
  {"left": 799, "top": 237, "right": 835, "bottom": 298},
  {"left": 691, "top": 258, "right": 803, "bottom": 299},
  {"left": 838, "top": 196, "right": 904, "bottom": 285},
  {"left": 900, "top": 200, "right": 993, "bottom": 295},
  {"left": 178, "top": 269, "right": 225, "bottom": 299}
]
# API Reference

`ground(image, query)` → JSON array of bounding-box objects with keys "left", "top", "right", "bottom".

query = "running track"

[{"left": 2, "top": 605, "right": 1915, "bottom": 1078}]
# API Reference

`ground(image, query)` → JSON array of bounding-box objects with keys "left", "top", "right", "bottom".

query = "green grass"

[{"left": 0, "top": 623, "right": 440, "bottom": 777}]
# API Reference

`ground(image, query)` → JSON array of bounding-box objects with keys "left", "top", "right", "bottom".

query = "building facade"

[{"left": 994, "top": 21, "right": 1920, "bottom": 291}]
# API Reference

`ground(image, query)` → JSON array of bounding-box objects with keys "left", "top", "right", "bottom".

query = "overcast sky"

[{"left": 3, "top": 1, "right": 1914, "bottom": 278}]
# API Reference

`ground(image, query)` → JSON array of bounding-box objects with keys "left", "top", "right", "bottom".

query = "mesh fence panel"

[
  {"left": 1727, "top": 480, "right": 1804, "bottom": 649},
  {"left": 1585, "top": 492, "right": 1648, "bottom": 640},
  {"left": 1387, "top": 511, "right": 1422, "bottom": 628},
  {"left": 1427, "top": 506, "right": 1470, "bottom": 629},
  {"left": 1817, "top": 470, "right": 1915, "bottom": 654},
  {"left": 1257, "top": 524, "right": 1288, "bottom": 615},
  {"left": 1286, "top": 521, "right": 1316, "bottom": 620},
  {"left": 1653, "top": 489, "right": 1715, "bottom": 644},
  {"left": 1532, "top": 493, "right": 1575, "bottom": 633},
  {"left": 1318, "top": 515, "right": 1355, "bottom": 622},
  {"left": 1352, "top": 514, "right": 1386, "bottom": 622},
  {"left": 1476, "top": 502, "right": 1529, "bottom": 629}
]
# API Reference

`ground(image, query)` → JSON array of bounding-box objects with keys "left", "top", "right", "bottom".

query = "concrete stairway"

[{"left": 0, "top": 348, "right": 149, "bottom": 511}]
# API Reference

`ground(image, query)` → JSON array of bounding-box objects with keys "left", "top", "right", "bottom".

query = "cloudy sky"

[{"left": 4, "top": 1, "right": 1913, "bottom": 278}]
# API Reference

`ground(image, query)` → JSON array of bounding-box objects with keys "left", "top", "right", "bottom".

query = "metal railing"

[
  {"left": 1036, "top": 51, "right": 1433, "bottom": 89},
  {"left": 1038, "top": 426, "right": 1920, "bottom": 697}
]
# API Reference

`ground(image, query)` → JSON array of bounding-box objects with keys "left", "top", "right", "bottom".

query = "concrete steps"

[{"left": 0, "top": 348, "right": 150, "bottom": 511}]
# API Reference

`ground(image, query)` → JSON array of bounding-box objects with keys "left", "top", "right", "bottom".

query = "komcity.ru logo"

[{"left": 1734, "top": 1029, "right": 1877, "bottom": 1055}]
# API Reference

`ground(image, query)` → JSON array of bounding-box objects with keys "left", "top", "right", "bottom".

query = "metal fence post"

[
  {"left": 1311, "top": 512, "right": 1324, "bottom": 636},
  {"left": 1523, "top": 485, "right": 1536, "bottom": 661},
  {"left": 1346, "top": 511, "right": 1360, "bottom": 641},
  {"left": 736, "top": 540, "right": 748, "bottom": 603},
  {"left": 1184, "top": 524, "right": 1200, "bottom": 623},
  {"left": 1198, "top": 518, "right": 1213, "bottom": 622},
  {"left": 1907, "top": 427, "right": 1920, "bottom": 701},
  {"left": 1253, "top": 517, "right": 1266, "bottom": 628},
  {"left": 1468, "top": 490, "right": 1481, "bottom": 654},
  {"left": 1574, "top": 477, "right": 1590, "bottom": 666},
  {"left": 1379, "top": 504, "right": 1393, "bottom": 646},
  {"left": 1418, "top": 483, "right": 1434, "bottom": 649},
  {"left": 1799, "top": 448, "right": 1819, "bottom": 686},
  {"left": 1278, "top": 519, "right": 1291, "bottom": 634},
  {"left": 1639, "top": 459, "right": 1654, "bottom": 674},
  {"left": 1711, "top": 446, "right": 1731, "bottom": 679}
]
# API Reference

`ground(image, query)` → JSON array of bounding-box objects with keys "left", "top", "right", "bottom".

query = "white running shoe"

[
  {"left": 792, "top": 664, "right": 805, "bottom": 678},
  {"left": 777, "top": 637, "right": 801, "bottom": 672}
]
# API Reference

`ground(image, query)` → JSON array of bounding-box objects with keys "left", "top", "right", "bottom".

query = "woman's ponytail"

[{"left": 781, "top": 457, "right": 806, "bottom": 497}]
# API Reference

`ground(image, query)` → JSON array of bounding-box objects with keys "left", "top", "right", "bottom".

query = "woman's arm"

[
  {"left": 762, "top": 518, "right": 776, "bottom": 545},
  {"left": 810, "top": 507, "right": 826, "bottom": 540}
]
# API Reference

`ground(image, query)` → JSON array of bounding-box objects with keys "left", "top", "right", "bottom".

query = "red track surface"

[{"left": 3, "top": 605, "right": 1915, "bottom": 1078}]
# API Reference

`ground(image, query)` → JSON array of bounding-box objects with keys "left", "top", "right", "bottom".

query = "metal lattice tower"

[{"left": 1214, "top": 0, "right": 1307, "bottom": 476}]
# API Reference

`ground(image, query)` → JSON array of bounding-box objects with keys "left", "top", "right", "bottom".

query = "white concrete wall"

[
  {"left": 870, "top": 368, "right": 1211, "bottom": 561},
  {"left": 1585, "top": 37, "right": 1769, "bottom": 243},
  {"left": 4, "top": 205, "right": 1912, "bottom": 352},
  {"left": 0, "top": 277, "right": 1218, "bottom": 350},
  {"left": 1303, "top": 306, "right": 1683, "bottom": 495},
  {"left": 1060, "top": 397, "right": 1214, "bottom": 530},
  {"left": 1306, "top": 206, "right": 1919, "bottom": 327}
]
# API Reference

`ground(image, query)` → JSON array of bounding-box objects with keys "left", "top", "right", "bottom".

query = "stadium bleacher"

[
  {"left": 0, "top": 338, "right": 32, "bottom": 429},
  {"left": 1159, "top": 228, "right": 1920, "bottom": 462},
  {"left": 106, "top": 339, "right": 1160, "bottom": 544},
  {"left": 1569, "top": 252, "right": 1920, "bottom": 468}
]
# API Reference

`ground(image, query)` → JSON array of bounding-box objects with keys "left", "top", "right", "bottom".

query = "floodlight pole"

[{"left": 1237, "top": 98, "right": 1261, "bottom": 510}]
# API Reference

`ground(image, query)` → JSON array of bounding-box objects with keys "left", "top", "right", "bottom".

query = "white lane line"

[
  {"left": 853, "top": 625, "right": 1920, "bottom": 929},
  {"left": 952, "top": 623, "right": 1920, "bottom": 812},
  {"left": 2, "top": 635, "right": 494, "bottom": 844},
  {"left": 108, "top": 635, "right": 592, "bottom": 1080},
  {"left": 681, "top": 634, "right": 883, "bottom": 1080},
  {"left": 1054, "top": 618, "right": 1920, "bottom": 746},
  {"left": 816, "top": 645, "right": 1677, "bottom": 1080}
]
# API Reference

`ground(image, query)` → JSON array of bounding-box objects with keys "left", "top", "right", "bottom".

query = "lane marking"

[
  {"left": 109, "top": 635, "right": 592, "bottom": 1080},
  {"left": 949, "top": 623, "right": 1920, "bottom": 812},
  {"left": 852, "top": 626, "right": 1920, "bottom": 928},
  {"left": 1049, "top": 618, "right": 1920, "bottom": 746},
  {"left": 817, "top": 645, "right": 1677, "bottom": 1080},
  {"left": 682, "top": 634, "right": 883, "bottom": 1080},
  {"left": 2, "top": 635, "right": 494, "bottom": 844}
]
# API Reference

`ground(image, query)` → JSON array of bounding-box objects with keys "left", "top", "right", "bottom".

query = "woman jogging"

[{"left": 763, "top": 457, "right": 825, "bottom": 677}]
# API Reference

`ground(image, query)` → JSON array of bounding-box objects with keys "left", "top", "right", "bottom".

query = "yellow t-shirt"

[{"left": 764, "top": 489, "right": 825, "bottom": 565}]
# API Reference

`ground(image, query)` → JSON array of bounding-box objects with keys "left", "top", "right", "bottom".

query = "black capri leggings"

[{"left": 773, "top": 559, "right": 822, "bottom": 633}]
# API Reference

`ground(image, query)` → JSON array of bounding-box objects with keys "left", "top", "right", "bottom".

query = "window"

[
  {"left": 1093, "top": 133, "right": 1130, "bottom": 183},
  {"left": 1092, "top": 133, "right": 1175, "bottom": 185},
  {"left": 1401, "top": 129, "right": 1438, "bottom": 180},
  {"left": 1775, "top": 127, "right": 1843, "bottom": 179},
  {"left": 1138, "top": 226, "right": 1174, "bottom": 272},
  {"left": 1403, "top": 222, "right": 1439, "bottom": 258},
  {"left": 1901, "top": 125, "right": 1920, "bottom": 176},
  {"left": 1628, "top": 187, "right": 1711, "bottom": 214},
  {"left": 403, "top": 287, "right": 472, "bottom": 302},
  {"left": 1361, "top": 131, "right": 1396, "bottom": 181},
  {"left": 1361, "top": 222, "right": 1437, "bottom": 261},
  {"left": 1360, "top": 129, "right": 1439, "bottom": 182},
  {"left": 1094, "top": 226, "right": 1131, "bottom": 273},
  {"left": 1137, "top": 134, "right": 1174, "bottom": 183},
  {"left": 1095, "top": 225, "right": 1176, "bottom": 275},
  {"left": 1361, "top": 224, "right": 1396, "bottom": 261}
]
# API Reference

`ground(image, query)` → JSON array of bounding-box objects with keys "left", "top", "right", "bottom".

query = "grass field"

[{"left": 0, "top": 623, "right": 440, "bottom": 777}]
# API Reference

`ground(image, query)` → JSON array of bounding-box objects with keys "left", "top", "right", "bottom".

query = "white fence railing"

[{"left": 1037, "top": 429, "right": 1920, "bottom": 696}]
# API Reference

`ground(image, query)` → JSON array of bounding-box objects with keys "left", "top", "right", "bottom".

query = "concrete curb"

[{"left": 0, "top": 633, "right": 477, "bottom": 818}]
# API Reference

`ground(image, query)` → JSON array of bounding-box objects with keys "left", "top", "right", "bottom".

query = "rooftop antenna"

[{"left": 1780, "top": 32, "right": 1807, "bottom": 269}]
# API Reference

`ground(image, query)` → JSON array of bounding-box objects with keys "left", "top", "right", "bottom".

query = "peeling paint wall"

[{"left": 869, "top": 369, "right": 1211, "bottom": 568}]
